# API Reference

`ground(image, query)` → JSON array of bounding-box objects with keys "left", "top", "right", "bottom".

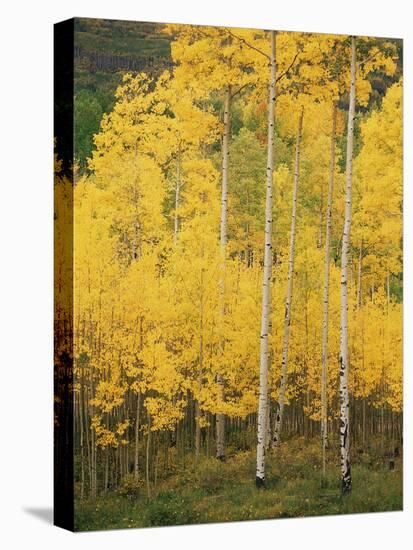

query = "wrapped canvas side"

[{"left": 54, "top": 18, "right": 75, "bottom": 532}]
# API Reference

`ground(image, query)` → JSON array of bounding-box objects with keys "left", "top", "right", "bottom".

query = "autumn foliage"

[{"left": 54, "top": 25, "right": 402, "bottom": 511}]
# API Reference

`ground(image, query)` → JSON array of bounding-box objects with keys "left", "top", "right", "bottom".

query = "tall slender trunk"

[
  {"left": 317, "top": 189, "right": 324, "bottom": 249},
  {"left": 195, "top": 268, "right": 204, "bottom": 462},
  {"left": 134, "top": 317, "right": 143, "bottom": 480},
  {"left": 321, "top": 103, "right": 337, "bottom": 477},
  {"left": 90, "top": 370, "right": 97, "bottom": 498},
  {"left": 272, "top": 106, "right": 304, "bottom": 448},
  {"left": 304, "top": 267, "right": 309, "bottom": 441},
  {"left": 173, "top": 147, "right": 181, "bottom": 245},
  {"left": 104, "top": 447, "right": 109, "bottom": 492},
  {"left": 256, "top": 30, "right": 276, "bottom": 487},
  {"left": 362, "top": 397, "right": 366, "bottom": 447},
  {"left": 216, "top": 87, "right": 231, "bottom": 461},
  {"left": 339, "top": 35, "right": 356, "bottom": 495},
  {"left": 91, "top": 431, "right": 97, "bottom": 498},
  {"left": 134, "top": 393, "right": 141, "bottom": 481},
  {"left": 154, "top": 434, "right": 159, "bottom": 490}
]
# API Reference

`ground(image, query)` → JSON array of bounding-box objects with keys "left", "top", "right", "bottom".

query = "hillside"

[{"left": 74, "top": 18, "right": 174, "bottom": 168}]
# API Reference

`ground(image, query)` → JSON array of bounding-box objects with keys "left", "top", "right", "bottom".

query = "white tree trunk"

[
  {"left": 356, "top": 239, "right": 363, "bottom": 309},
  {"left": 272, "top": 106, "right": 304, "bottom": 449},
  {"left": 256, "top": 30, "right": 276, "bottom": 487},
  {"left": 216, "top": 87, "right": 231, "bottom": 461},
  {"left": 321, "top": 103, "right": 337, "bottom": 477},
  {"left": 339, "top": 35, "right": 356, "bottom": 495}
]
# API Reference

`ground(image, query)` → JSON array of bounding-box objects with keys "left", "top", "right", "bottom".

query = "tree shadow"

[{"left": 24, "top": 507, "right": 53, "bottom": 524}]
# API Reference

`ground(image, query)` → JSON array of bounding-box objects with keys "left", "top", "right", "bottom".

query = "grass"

[{"left": 74, "top": 438, "right": 402, "bottom": 531}]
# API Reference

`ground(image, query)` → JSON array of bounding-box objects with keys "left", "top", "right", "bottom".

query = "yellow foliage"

[{"left": 65, "top": 29, "right": 402, "bottom": 450}]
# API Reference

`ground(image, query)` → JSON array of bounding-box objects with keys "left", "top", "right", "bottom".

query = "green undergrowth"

[{"left": 74, "top": 438, "right": 402, "bottom": 531}]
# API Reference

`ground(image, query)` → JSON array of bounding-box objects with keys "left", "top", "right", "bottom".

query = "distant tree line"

[{"left": 74, "top": 46, "right": 174, "bottom": 73}]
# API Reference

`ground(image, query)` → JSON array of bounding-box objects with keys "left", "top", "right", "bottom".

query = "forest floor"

[{"left": 74, "top": 437, "right": 403, "bottom": 531}]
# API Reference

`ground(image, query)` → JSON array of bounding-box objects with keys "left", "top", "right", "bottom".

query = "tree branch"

[
  {"left": 276, "top": 50, "right": 300, "bottom": 83},
  {"left": 223, "top": 27, "right": 270, "bottom": 60},
  {"left": 230, "top": 82, "right": 250, "bottom": 99}
]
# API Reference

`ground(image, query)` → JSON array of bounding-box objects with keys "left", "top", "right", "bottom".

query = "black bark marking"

[
  {"left": 341, "top": 462, "right": 352, "bottom": 494},
  {"left": 256, "top": 476, "right": 265, "bottom": 489}
]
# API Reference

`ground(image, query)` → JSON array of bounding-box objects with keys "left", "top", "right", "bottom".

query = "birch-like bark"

[
  {"left": 339, "top": 35, "right": 356, "bottom": 495},
  {"left": 173, "top": 147, "right": 181, "bottom": 246},
  {"left": 321, "top": 103, "right": 337, "bottom": 476},
  {"left": 272, "top": 106, "right": 304, "bottom": 449},
  {"left": 216, "top": 87, "right": 231, "bottom": 461},
  {"left": 256, "top": 30, "right": 276, "bottom": 487}
]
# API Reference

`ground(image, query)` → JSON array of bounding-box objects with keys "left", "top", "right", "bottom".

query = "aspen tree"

[
  {"left": 272, "top": 106, "right": 304, "bottom": 448},
  {"left": 321, "top": 103, "right": 337, "bottom": 477},
  {"left": 256, "top": 30, "right": 276, "bottom": 487},
  {"left": 339, "top": 36, "right": 356, "bottom": 495},
  {"left": 216, "top": 86, "right": 231, "bottom": 460}
]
